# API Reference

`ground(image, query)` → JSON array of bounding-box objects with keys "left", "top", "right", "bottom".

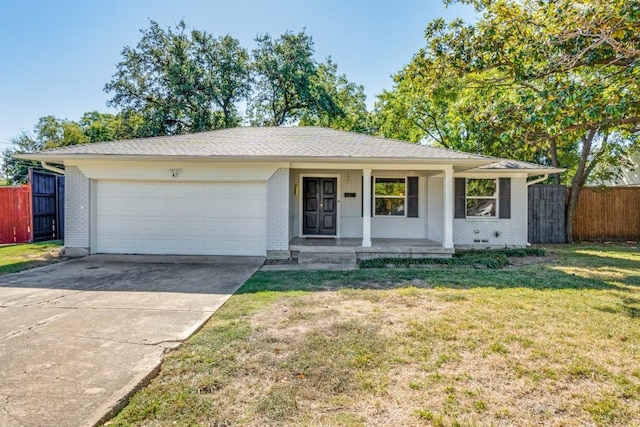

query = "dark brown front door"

[{"left": 303, "top": 177, "right": 337, "bottom": 236}]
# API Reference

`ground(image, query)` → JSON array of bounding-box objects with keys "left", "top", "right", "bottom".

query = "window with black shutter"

[{"left": 454, "top": 177, "right": 511, "bottom": 219}]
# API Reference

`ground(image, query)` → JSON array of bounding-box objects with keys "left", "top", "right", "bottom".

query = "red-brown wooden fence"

[
  {"left": 0, "top": 186, "right": 32, "bottom": 244},
  {"left": 573, "top": 187, "right": 640, "bottom": 241}
]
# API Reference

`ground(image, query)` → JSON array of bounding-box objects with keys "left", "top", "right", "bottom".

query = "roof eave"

[{"left": 467, "top": 167, "right": 566, "bottom": 176}]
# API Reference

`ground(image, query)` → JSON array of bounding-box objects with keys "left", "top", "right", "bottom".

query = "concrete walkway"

[{"left": 0, "top": 255, "right": 264, "bottom": 427}]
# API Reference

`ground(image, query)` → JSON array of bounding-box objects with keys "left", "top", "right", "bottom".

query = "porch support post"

[
  {"left": 362, "top": 168, "right": 372, "bottom": 247},
  {"left": 443, "top": 168, "right": 454, "bottom": 249}
]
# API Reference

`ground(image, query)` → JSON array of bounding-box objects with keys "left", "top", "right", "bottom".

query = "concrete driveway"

[{"left": 0, "top": 255, "right": 264, "bottom": 427}]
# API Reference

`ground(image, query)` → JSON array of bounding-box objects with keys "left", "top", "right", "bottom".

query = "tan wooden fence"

[{"left": 573, "top": 187, "right": 640, "bottom": 241}]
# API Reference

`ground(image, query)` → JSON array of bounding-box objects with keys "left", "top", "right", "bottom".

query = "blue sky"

[{"left": 0, "top": 0, "right": 475, "bottom": 147}]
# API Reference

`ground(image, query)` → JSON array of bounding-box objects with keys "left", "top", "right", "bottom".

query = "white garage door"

[{"left": 96, "top": 181, "right": 266, "bottom": 256}]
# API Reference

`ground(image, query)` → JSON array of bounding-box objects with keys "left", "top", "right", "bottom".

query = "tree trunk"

[
  {"left": 565, "top": 130, "right": 596, "bottom": 243},
  {"left": 549, "top": 139, "right": 561, "bottom": 185}
]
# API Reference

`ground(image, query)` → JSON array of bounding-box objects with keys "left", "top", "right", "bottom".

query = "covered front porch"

[
  {"left": 287, "top": 166, "right": 456, "bottom": 244},
  {"left": 289, "top": 237, "right": 454, "bottom": 264}
]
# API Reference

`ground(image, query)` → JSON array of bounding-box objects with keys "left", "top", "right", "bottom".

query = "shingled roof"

[
  {"left": 471, "top": 159, "right": 562, "bottom": 172},
  {"left": 35, "top": 126, "right": 488, "bottom": 160},
  {"left": 19, "top": 126, "right": 564, "bottom": 174}
]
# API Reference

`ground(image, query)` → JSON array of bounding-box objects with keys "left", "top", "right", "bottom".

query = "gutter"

[
  {"left": 526, "top": 174, "right": 549, "bottom": 186},
  {"left": 40, "top": 161, "right": 65, "bottom": 175}
]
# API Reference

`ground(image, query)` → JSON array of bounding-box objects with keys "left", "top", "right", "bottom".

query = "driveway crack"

[
  {"left": 52, "top": 332, "right": 186, "bottom": 348},
  {"left": 0, "top": 291, "right": 83, "bottom": 309},
  {"left": 36, "top": 292, "right": 82, "bottom": 307},
  {"left": 38, "top": 305, "right": 211, "bottom": 313},
  {"left": 1, "top": 394, "right": 24, "bottom": 427},
  {"left": 0, "top": 314, "right": 67, "bottom": 342}
]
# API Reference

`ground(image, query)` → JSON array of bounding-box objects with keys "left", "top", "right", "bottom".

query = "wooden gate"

[
  {"left": 528, "top": 184, "right": 566, "bottom": 243},
  {"left": 29, "top": 169, "right": 64, "bottom": 241},
  {"left": 0, "top": 186, "right": 32, "bottom": 243}
]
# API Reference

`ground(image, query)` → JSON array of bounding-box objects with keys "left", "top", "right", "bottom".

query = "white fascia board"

[
  {"left": 463, "top": 168, "right": 565, "bottom": 176},
  {"left": 454, "top": 171, "right": 529, "bottom": 179},
  {"left": 289, "top": 160, "right": 486, "bottom": 170}
]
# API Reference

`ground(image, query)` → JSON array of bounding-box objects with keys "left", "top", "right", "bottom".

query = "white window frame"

[
  {"left": 373, "top": 176, "right": 407, "bottom": 217},
  {"left": 465, "top": 178, "right": 498, "bottom": 218}
]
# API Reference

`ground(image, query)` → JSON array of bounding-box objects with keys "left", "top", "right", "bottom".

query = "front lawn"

[
  {"left": 0, "top": 241, "right": 64, "bottom": 275},
  {"left": 109, "top": 245, "right": 640, "bottom": 426}
]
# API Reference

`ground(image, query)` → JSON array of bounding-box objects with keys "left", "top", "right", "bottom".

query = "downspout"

[
  {"left": 526, "top": 174, "right": 548, "bottom": 186},
  {"left": 40, "top": 161, "right": 65, "bottom": 175}
]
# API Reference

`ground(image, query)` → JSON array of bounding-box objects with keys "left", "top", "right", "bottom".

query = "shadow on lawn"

[
  {"left": 238, "top": 249, "right": 640, "bottom": 294},
  {"left": 595, "top": 297, "right": 640, "bottom": 319}
]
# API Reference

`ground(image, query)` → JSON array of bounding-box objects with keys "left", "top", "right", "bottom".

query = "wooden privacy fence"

[
  {"left": 29, "top": 169, "right": 65, "bottom": 242},
  {"left": 573, "top": 187, "right": 640, "bottom": 241},
  {"left": 0, "top": 170, "right": 64, "bottom": 244}
]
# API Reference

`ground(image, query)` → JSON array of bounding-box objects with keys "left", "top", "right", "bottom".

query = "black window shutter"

[
  {"left": 499, "top": 177, "right": 511, "bottom": 219},
  {"left": 407, "top": 176, "right": 419, "bottom": 217},
  {"left": 361, "top": 176, "right": 363, "bottom": 217},
  {"left": 371, "top": 176, "right": 374, "bottom": 217},
  {"left": 454, "top": 178, "right": 466, "bottom": 218}
]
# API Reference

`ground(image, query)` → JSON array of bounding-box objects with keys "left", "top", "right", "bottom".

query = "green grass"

[
  {"left": 108, "top": 244, "right": 640, "bottom": 426},
  {"left": 0, "top": 241, "right": 64, "bottom": 275}
]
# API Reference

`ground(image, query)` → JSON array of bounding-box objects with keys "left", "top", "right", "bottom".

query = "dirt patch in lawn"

[{"left": 228, "top": 289, "right": 638, "bottom": 426}]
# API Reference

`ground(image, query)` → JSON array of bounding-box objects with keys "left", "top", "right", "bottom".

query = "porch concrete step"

[{"left": 297, "top": 251, "right": 358, "bottom": 265}]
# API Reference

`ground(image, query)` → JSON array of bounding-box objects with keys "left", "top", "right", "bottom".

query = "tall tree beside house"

[
  {"left": 1, "top": 116, "right": 85, "bottom": 184},
  {"left": 374, "top": 76, "right": 492, "bottom": 150},
  {"left": 375, "top": 0, "right": 640, "bottom": 242},
  {"left": 298, "top": 58, "right": 372, "bottom": 133},
  {"left": 4, "top": 23, "right": 369, "bottom": 183},
  {"left": 79, "top": 111, "right": 144, "bottom": 143},
  {"left": 104, "top": 20, "right": 251, "bottom": 136},
  {"left": 248, "top": 30, "right": 344, "bottom": 126},
  {"left": 1, "top": 112, "right": 141, "bottom": 184},
  {"left": 2, "top": 132, "right": 50, "bottom": 185}
]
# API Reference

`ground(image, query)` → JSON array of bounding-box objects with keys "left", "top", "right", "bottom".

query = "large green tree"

[
  {"left": 79, "top": 111, "right": 143, "bottom": 143},
  {"left": 4, "top": 23, "right": 370, "bottom": 182},
  {"left": 249, "top": 30, "right": 343, "bottom": 126},
  {"left": 1, "top": 116, "right": 84, "bottom": 184},
  {"left": 299, "top": 58, "right": 372, "bottom": 133},
  {"left": 376, "top": 0, "right": 640, "bottom": 241},
  {"left": 105, "top": 21, "right": 251, "bottom": 136},
  {"left": 1, "top": 112, "right": 140, "bottom": 184}
]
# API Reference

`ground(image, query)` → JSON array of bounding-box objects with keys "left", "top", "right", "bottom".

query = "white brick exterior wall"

[
  {"left": 452, "top": 176, "right": 528, "bottom": 247},
  {"left": 428, "top": 176, "right": 528, "bottom": 247},
  {"left": 266, "top": 168, "right": 290, "bottom": 251},
  {"left": 64, "top": 166, "right": 90, "bottom": 255}
]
